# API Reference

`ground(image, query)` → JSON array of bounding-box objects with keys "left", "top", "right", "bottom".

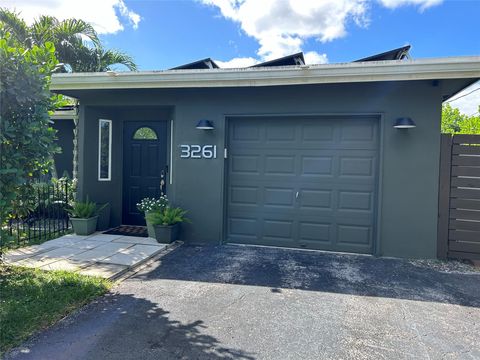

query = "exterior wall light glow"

[
  {"left": 196, "top": 119, "right": 215, "bottom": 130},
  {"left": 394, "top": 117, "right": 416, "bottom": 129}
]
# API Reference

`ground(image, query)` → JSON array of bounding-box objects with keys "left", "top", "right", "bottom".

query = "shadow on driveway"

[
  {"left": 5, "top": 291, "right": 255, "bottom": 360},
  {"left": 136, "top": 245, "right": 480, "bottom": 308}
]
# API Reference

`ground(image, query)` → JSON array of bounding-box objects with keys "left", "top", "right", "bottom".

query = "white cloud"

[
  {"left": 1, "top": 0, "right": 141, "bottom": 34},
  {"left": 202, "top": 0, "right": 443, "bottom": 67},
  {"left": 446, "top": 81, "right": 480, "bottom": 116},
  {"left": 304, "top": 51, "right": 328, "bottom": 65},
  {"left": 379, "top": 0, "right": 443, "bottom": 11},
  {"left": 215, "top": 57, "right": 259, "bottom": 68},
  {"left": 202, "top": 0, "right": 368, "bottom": 60}
]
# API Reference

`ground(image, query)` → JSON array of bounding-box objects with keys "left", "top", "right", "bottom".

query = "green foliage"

[
  {"left": 0, "top": 8, "right": 137, "bottom": 72},
  {"left": 0, "top": 265, "right": 111, "bottom": 353},
  {"left": 442, "top": 103, "right": 480, "bottom": 134},
  {"left": 68, "top": 198, "right": 98, "bottom": 218},
  {"left": 0, "top": 32, "right": 60, "bottom": 223},
  {"left": 146, "top": 207, "right": 189, "bottom": 226}
]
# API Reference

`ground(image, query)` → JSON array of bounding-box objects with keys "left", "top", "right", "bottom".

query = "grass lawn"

[{"left": 0, "top": 265, "right": 112, "bottom": 354}]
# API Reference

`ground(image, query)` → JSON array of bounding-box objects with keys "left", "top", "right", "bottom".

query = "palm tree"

[
  {"left": 0, "top": 9, "right": 138, "bottom": 179},
  {"left": 0, "top": 9, "right": 137, "bottom": 72},
  {"left": 61, "top": 39, "right": 137, "bottom": 72}
]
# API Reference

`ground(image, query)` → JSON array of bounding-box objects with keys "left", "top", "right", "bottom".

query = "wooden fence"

[{"left": 438, "top": 134, "right": 480, "bottom": 260}]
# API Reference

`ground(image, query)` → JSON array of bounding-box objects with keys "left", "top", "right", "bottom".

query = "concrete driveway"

[{"left": 6, "top": 245, "right": 480, "bottom": 360}]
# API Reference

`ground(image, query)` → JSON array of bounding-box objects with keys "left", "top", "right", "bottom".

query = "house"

[
  {"left": 50, "top": 47, "right": 480, "bottom": 258},
  {"left": 50, "top": 104, "right": 77, "bottom": 178}
]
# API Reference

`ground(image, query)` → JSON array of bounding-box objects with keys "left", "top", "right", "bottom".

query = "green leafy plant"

[
  {"left": 68, "top": 198, "right": 106, "bottom": 218},
  {"left": 442, "top": 103, "right": 480, "bottom": 134},
  {"left": 146, "top": 207, "right": 188, "bottom": 226},
  {"left": 0, "top": 31, "right": 60, "bottom": 227}
]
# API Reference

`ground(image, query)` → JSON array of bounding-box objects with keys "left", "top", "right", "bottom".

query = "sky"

[{"left": 1, "top": 0, "right": 479, "bottom": 114}]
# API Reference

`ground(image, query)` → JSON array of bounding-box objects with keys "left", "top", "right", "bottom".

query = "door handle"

[{"left": 295, "top": 191, "right": 299, "bottom": 199}]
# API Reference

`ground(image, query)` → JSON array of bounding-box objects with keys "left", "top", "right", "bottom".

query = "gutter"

[{"left": 51, "top": 56, "right": 480, "bottom": 91}]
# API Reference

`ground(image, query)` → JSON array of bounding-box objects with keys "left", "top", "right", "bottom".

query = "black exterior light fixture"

[
  {"left": 393, "top": 117, "right": 416, "bottom": 129},
  {"left": 196, "top": 119, "right": 215, "bottom": 130}
]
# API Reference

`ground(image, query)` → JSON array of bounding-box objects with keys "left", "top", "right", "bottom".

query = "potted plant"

[
  {"left": 69, "top": 198, "right": 106, "bottom": 235},
  {"left": 137, "top": 196, "right": 169, "bottom": 238},
  {"left": 146, "top": 207, "right": 188, "bottom": 244}
]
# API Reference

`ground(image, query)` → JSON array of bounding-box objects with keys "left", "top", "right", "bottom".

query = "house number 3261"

[{"left": 180, "top": 145, "right": 217, "bottom": 159}]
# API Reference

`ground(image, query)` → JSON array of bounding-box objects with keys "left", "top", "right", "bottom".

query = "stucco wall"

[
  {"left": 76, "top": 80, "right": 442, "bottom": 258},
  {"left": 52, "top": 119, "right": 74, "bottom": 178}
]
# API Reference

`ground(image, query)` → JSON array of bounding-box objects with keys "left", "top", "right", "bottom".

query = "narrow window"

[
  {"left": 133, "top": 127, "right": 158, "bottom": 140},
  {"left": 98, "top": 119, "right": 112, "bottom": 181}
]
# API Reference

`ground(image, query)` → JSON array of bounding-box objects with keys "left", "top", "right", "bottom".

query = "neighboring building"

[
  {"left": 50, "top": 105, "right": 76, "bottom": 178},
  {"left": 50, "top": 47, "right": 480, "bottom": 258}
]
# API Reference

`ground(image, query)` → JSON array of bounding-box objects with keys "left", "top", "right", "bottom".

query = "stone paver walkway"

[{"left": 3, "top": 233, "right": 168, "bottom": 279}]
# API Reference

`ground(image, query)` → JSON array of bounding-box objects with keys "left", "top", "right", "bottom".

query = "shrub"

[{"left": 146, "top": 207, "right": 188, "bottom": 226}]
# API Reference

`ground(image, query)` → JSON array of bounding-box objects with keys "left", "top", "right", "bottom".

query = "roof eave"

[{"left": 50, "top": 57, "right": 480, "bottom": 91}]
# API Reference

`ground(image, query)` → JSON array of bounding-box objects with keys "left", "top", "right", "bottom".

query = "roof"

[
  {"left": 250, "top": 53, "right": 305, "bottom": 67},
  {"left": 170, "top": 58, "right": 219, "bottom": 70},
  {"left": 50, "top": 104, "right": 78, "bottom": 120},
  {"left": 354, "top": 45, "right": 411, "bottom": 62},
  {"left": 51, "top": 56, "right": 480, "bottom": 93}
]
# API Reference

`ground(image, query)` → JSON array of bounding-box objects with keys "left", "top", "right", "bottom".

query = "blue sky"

[
  {"left": 98, "top": 0, "right": 480, "bottom": 70},
  {"left": 3, "top": 0, "right": 479, "bottom": 114}
]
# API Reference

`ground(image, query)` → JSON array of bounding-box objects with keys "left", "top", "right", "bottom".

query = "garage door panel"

[
  {"left": 265, "top": 155, "right": 296, "bottom": 174},
  {"left": 298, "top": 189, "right": 332, "bottom": 209},
  {"left": 337, "top": 224, "right": 372, "bottom": 246},
  {"left": 264, "top": 187, "right": 295, "bottom": 208},
  {"left": 230, "top": 155, "right": 261, "bottom": 174},
  {"left": 265, "top": 123, "right": 297, "bottom": 141},
  {"left": 301, "top": 156, "right": 334, "bottom": 176},
  {"left": 231, "top": 122, "right": 261, "bottom": 142},
  {"left": 230, "top": 186, "right": 259, "bottom": 205},
  {"left": 227, "top": 116, "right": 378, "bottom": 254},
  {"left": 339, "top": 156, "right": 375, "bottom": 177},
  {"left": 228, "top": 217, "right": 259, "bottom": 238},
  {"left": 298, "top": 222, "right": 332, "bottom": 243},
  {"left": 301, "top": 123, "right": 335, "bottom": 142},
  {"left": 338, "top": 191, "right": 373, "bottom": 211},
  {"left": 263, "top": 219, "right": 294, "bottom": 240}
]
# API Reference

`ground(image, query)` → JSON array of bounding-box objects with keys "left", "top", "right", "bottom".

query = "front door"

[{"left": 123, "top": 121, "right": 168, "bottom": 225}]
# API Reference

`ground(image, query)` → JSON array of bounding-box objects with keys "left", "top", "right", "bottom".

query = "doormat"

[{"left": 103, "top": 225, "right": 148, "bottom": 237}]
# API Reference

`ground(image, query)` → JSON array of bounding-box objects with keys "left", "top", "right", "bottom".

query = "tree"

[
  {"left": 65, "top": 43, "right": 137, "bottom": 72},
  {"left": 441, "top": 103, "right": 480, "bottom": 134},
  {"left": 0, "top": 9, "right": 137, "bottom": 72},
  {"left": 0, "top": 31, "right": 61, "bottom": 222}
]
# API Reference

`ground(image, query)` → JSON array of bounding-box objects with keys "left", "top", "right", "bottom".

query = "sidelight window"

[{"left": 98, "top": 119, "right": 112, "bottom": 181}]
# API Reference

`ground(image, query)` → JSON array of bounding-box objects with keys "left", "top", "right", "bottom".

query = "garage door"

[{"left": 226, "top": 116, "right": 379, "bottom": 254}]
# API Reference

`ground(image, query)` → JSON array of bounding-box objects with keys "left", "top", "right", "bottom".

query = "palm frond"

[
  {"left": 99, "top": 49, "right": 138, "bottom": 71},
  {"left": 31, "top": 15, "right": 59, "bottom": 45},
  {"left": 55, "top": 19, "right": 100, "bottom": 47},
  {"left": 0, "top": 8, "right": 29, "bottom": 44}
]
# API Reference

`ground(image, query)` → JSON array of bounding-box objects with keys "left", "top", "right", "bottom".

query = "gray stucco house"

[{"left": 50, "top": 49, "right": 480, "bottom": 259}]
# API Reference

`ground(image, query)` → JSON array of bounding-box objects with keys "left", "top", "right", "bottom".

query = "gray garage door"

[{"left": 226, "top": 116, "right": 379, "bottom": 254}]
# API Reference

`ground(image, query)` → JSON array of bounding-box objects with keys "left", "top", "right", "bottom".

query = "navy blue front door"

[{"left": 123, "top": 121, "right": 168, "bottom": 225}]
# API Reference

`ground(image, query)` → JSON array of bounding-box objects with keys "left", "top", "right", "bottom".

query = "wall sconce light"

[
  {"left": 196, "top": 119, "right": 215, "bottom": 130},
  {"left": 393, "top": 117, "right": 416, "bottom": 129}
]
